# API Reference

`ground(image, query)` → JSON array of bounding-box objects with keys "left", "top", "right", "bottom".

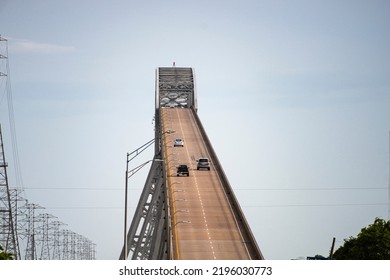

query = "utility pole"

[{"left": 329, "top": 237, "right": 336, "bottom": 259}]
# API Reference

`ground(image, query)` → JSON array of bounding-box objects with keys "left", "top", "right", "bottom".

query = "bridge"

[{"left": 120, "top": 67, "right": 263, "bottom": 260}]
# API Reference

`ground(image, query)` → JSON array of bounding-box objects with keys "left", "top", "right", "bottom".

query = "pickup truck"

[{"left": 176, "top": 164, "right": 189, "bottom": 176}]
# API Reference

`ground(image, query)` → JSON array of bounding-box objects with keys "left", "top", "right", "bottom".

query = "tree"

[
  {"left": 0, "top": 244, "right": 14, "bottom": 260},
  {"left": 333, "top": 217, "right": 390, "bottom": 260}
]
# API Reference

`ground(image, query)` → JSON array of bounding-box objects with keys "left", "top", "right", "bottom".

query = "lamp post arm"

[
  {"left": 127, "top": 138, "right": 156, "bottom": 163},
  {"left": 127, "top": 160, "right": 154, "bottom": 179},
  {"left": 126, "top": 130, "right": 174, "bottom": 164}
]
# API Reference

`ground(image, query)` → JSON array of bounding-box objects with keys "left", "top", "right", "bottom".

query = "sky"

[{"left": 0, "top": 0, "right": 389, "bottom": 260}]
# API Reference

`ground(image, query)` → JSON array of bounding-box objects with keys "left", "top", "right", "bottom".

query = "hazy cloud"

[{"left": 9, "top": 38, "right": 75, "bottom": 54}]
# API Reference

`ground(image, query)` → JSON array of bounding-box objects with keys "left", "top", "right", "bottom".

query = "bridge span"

[{"left": 120, "top": 67, "right": 263, "bottom": 260}]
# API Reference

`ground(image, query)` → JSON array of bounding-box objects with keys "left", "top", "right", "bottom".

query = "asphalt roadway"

[{"left": 161, "top": 107, "right": 252, "bottom": 260}]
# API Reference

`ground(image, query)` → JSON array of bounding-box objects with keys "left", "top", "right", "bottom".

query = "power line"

[
  {"left": 44, "top": 206, "right": 123, "bottom": 210},
  {"left": 0, "top": 36, "right": 95, "bottom": 259},
  {"left": 0, "top": 35, "right": 24, "bottom": 190},
  {"left": 243, "top": 202, "right": 388, "bottom": 208},
  {"left": 42, "top": 202, "right": 388, "bottom": 210},
  {"left": 24, "top": 187, "right": 124, "bottom": 190},
  {"left": 23, "top": 186, "right": 388, "bottom": 191},
  {"left": 235, "top": 187, "right": 387, "bottom": 191}
]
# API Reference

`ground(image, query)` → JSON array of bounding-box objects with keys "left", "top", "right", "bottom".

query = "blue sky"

[{"left": 1, "top": 0, "right": 389, "bottom": 259}]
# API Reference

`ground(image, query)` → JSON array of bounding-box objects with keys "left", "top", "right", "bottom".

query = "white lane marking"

[{"left": 175, "top": 108, "right": 216, "bottom": 259}]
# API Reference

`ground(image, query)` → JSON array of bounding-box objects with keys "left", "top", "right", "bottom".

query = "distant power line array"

[
  {"left": 0, "top": 36, "right": 96, "bottom": 260},
  {"left": 20, "top": 186, "right": 387, "bottom": 210},
  {"left": 1, "top": 189, "right": 97, "bottom": 260}
]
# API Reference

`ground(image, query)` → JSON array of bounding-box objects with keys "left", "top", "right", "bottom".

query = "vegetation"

[
  {"left": 333, "top": 217, "right": 390, "bottom": 260},
  {"left": 0, "top": 244, "right": 13, "bottom": 260}
]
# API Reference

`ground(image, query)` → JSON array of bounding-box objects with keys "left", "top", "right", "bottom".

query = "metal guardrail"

[{"left": 191, "top": 107, "right": 264, "bottom": 260}]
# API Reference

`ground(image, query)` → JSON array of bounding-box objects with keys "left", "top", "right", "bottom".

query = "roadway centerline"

[{"left": 175, "top": 108, "right": 216, "bottom": 260}]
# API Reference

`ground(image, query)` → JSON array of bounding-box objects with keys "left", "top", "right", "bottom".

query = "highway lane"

[{"left": 161, "top": 107, "right": 251, "bottom": 260}]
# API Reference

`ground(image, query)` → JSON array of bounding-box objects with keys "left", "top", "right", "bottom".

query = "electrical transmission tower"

[
  {"left": 38, "top": 213, "right": 56, "bottom": 260},
  {"left": 5, "top": 187, "right": 25, "bottom": 259},
  {"left": 0, "top": 124, "right": 18, "bottom": 258},
  {"left": 51, "top": 220, "right": 66, "bottom": 259},
  {"left": 1, "top": 35, "right": 23, "bottom": 259},
  {"left": 1, "top": 35, "right": 97, "bottom": 260},
  {"left": 24, "top": 203, "right": 44, "bottom": 260}
]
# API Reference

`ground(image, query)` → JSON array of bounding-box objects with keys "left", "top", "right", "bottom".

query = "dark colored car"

[{"left": 176, "top": 164, "right": 189, "bottom": 176}]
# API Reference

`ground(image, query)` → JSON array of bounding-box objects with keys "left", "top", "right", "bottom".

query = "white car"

[{"left": 174, "top": 138, "right": 184, "bottom": 147}]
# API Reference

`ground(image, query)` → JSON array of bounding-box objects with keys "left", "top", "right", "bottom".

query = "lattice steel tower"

[
  {"left": 0, "top": 125, "right": 18, "bottom": 258},
  {"left": 24, "top": 203, "right": 43, "bottom": 260}
]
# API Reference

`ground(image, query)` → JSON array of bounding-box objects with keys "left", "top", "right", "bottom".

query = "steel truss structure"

[
  {"left": 119, "top": 159, "right": 168, "bottom": 260},
  {"left": 120, "top": 67, "right": 196, "bottom": 260}
]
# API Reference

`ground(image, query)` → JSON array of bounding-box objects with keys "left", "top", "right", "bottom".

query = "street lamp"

[
  {"left": 122, "top": 129, "right": 174, "bottom": 260},
  {"left": 126, "top": 130, "right": 175, "bottom": 164},
  {"left": 123, "top": 158, "right": 163, "bottom": 260}
]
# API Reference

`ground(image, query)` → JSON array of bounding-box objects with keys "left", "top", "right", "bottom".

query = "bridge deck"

[{"left": 161, "top": 107, "right": 252, "bottom": 260}]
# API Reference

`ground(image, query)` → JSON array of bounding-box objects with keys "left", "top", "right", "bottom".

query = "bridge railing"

[{"left": 190, "top": 107, "right": 264, "bottom": 260}]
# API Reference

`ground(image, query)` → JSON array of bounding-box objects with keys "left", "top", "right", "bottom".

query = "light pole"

[
  {"left": 126, "top": 130, "right": 175, "bottom": 164},
  {"left": 122, "top": 130, "right": 174, "bottom": 260},
  {"left": 123, "top": 158, "right": 163, "bottom": 260}
]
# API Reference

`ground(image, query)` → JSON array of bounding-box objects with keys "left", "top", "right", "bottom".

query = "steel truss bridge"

[{"left": 120, "top": 67, "right": 263, "bottom": 260}]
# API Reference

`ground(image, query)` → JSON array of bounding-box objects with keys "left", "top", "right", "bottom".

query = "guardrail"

[{"left": 190, "top": 107, "right": 264, "bottom": 260}]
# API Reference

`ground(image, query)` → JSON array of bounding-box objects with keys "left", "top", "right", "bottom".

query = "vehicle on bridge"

[
  {"left": 174, "top": 138, "right": 184, "bottom": 147},
  {"left": 176, "top": 164, "right": 189, "bottom": 176},
  {"left": 196, "top": 158, "right": 210, "bottom": 170}
]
